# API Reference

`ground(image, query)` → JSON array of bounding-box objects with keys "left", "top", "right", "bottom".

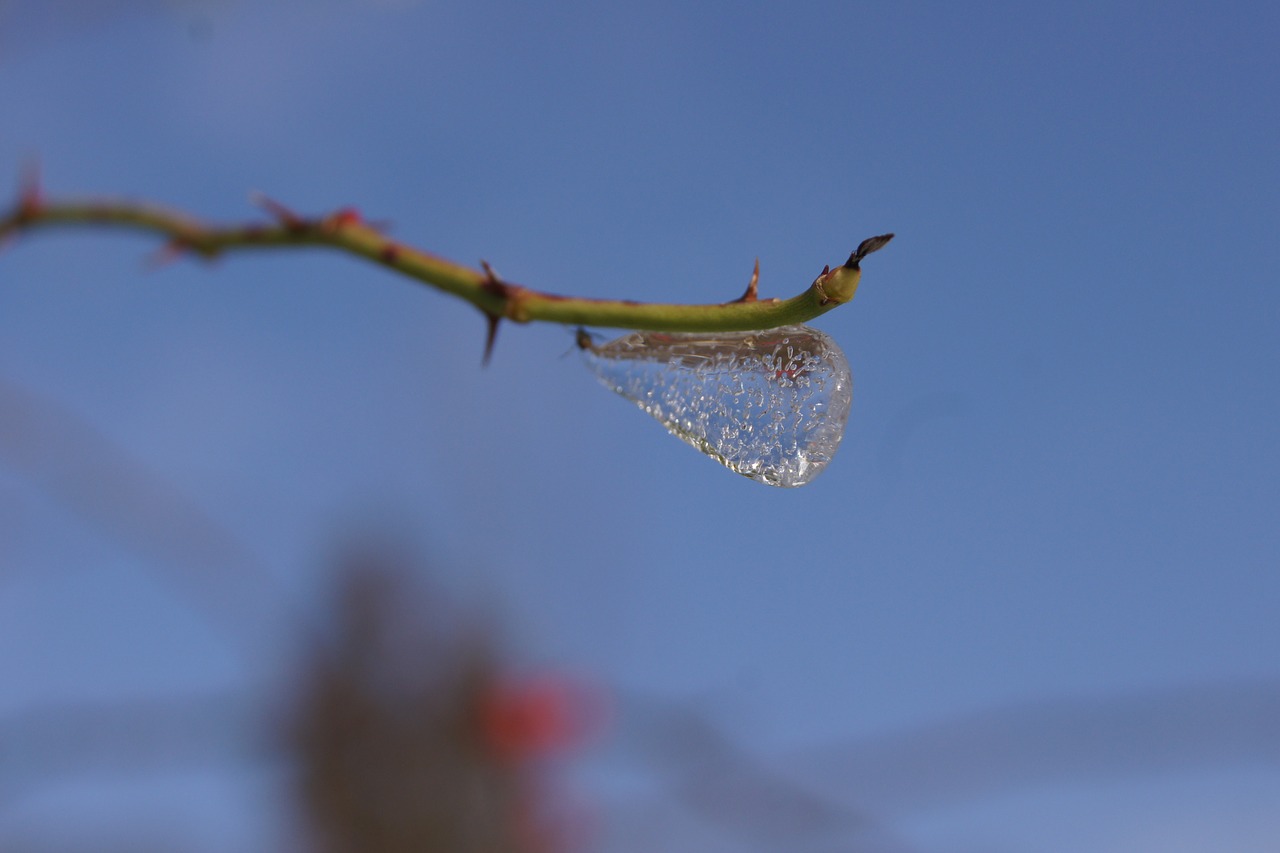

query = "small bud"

[{"left": 321, "top": 207, "right": 363, "bottom": 232}]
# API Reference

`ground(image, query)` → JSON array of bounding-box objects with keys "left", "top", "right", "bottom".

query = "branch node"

[
  {"left": 479, "top": 259, "right": 519, "bottom": 313},
  {"left": 379, "top": 242, "right": 401, "bottom": 265},
  {"left": 477, "top": 261, "right": 514, "bottom": 364},
  {"left": 813, "top": 265, "right": 835, "bottom": 305}
]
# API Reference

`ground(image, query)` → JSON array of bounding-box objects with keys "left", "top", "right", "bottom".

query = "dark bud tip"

[{"left": 855, "top": 233, "right": 896, "bottom": 258}]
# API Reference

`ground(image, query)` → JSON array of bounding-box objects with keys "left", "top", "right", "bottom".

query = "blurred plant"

[
  {"left": 0, "top": 548, "right": 601, "bottom": 852},
  {"left": 287, "top": 550, "right": 598, "bottom": 853},
  {"left": 0, "top": 368, "right": 601, "bottom": 850}
]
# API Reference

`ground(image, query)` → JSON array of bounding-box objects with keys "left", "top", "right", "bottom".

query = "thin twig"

[{"left": 0, "top": 180, "right": 893, "bottom": 351}]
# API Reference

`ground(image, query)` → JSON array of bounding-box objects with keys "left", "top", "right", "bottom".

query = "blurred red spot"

[{"left": 477, "top": 675, "right": 603, "bottom": 765}]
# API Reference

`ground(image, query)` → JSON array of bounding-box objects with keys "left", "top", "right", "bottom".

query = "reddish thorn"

[
  {"left": 482, "top": 314, "right": 501, "bottom": 366},
  {"left": 379, "top": 243, "right": 401, "bottom": 264},
  {"left": 16, "top": 158, "right": 44, "bottom": 219},
  {"left": 479, "top": 259, "right": 506, "bottom": 292},
  {"left": 144, "top": 238, "right": 189, "bottom": 270},
  {"left": 735, "top": 258, "right": 760, "bottom": 303},
  {"left": 249, "top": 191, "right": 305, "bottom": 229},
  {"left": 479, "top": 259, "right": 515, "bottom": 309}
]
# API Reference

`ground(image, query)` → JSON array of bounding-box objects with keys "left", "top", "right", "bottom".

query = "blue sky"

[{"left": 1, "top": 1, "right": 1278, "bottom": 850}]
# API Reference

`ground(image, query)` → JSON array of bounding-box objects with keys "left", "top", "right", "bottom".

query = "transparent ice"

[{"left": 580, "top": 325, "right": 852, "bottom": 487}]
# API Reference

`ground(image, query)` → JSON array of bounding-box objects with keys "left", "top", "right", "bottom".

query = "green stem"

[{"left": 0, "top": 192, "right": 891, "bottom": 334}]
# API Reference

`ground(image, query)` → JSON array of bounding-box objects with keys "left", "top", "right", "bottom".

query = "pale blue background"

[{"left": 1, "top": 1, "right": 1278, "bottom": 850}]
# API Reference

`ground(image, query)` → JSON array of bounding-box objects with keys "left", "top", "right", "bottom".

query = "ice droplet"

[{"left": 580, "top": 325, "right": 852, "bottom": 487}]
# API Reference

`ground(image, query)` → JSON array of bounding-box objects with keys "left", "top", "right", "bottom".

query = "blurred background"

[{"left": 1, "top": 1, "right": 1278, "bottom": 850}]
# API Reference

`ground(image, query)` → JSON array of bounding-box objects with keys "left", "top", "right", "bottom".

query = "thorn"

[
  {"left": 249, "top": 191, "right": 305, "bottom": 229},
  {"left": 479, "top": 258, "right": 513, "bottom": 304},
  {"left": 734, "top": 258, "right": 760, "bottom": 303},
  {"left": 482, "top": 314, "right": 501, "bottom": 366},
  {"left": 16, "top": 157, "right": 43, "bottom": 219},
  {"left": 479, "top": 259, "right": 504, "bottom": 292},
  {"left": 144, "top": 238, "right": 189, "bottom": 270},
  {"left": 478, "top": 261, "right": 523, "bottom": 359}
]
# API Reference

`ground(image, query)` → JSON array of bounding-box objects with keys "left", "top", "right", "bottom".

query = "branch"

[{"left": 0, "top": 178, "right": 893, "bottom": 356}]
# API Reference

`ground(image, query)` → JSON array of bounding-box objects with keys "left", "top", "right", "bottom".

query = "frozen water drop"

[{"left": 580, "top": 325, "right": 852, "bottom": 487}]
